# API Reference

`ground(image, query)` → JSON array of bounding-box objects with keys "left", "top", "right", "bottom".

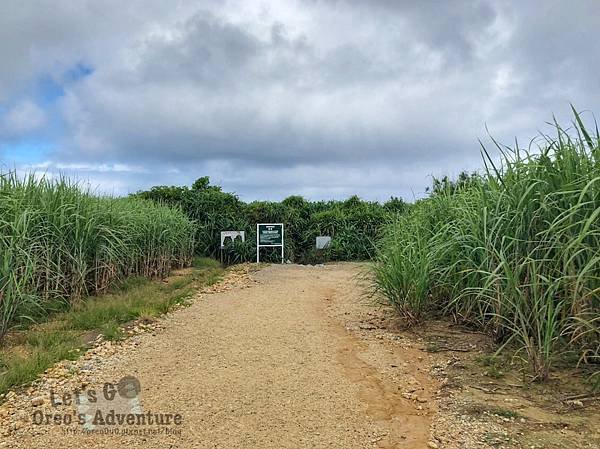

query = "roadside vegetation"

[
  {"left": 135, "top": 178, "right": 407, "bottom": 264},
  {"left": 373, "top": 109, "right": 600, "bottom": 382},
  {"left": 0, "top": 173, "right": 196, "bottom": 341},
  {"left": 2, "top": 108, "right": 598, "bottom": 395},
  {"left": 0, "top": 257, "right": 223, "bottom": 396}
]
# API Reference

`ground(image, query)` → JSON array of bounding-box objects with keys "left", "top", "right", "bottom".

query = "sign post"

[
  {"left": 256, "top": 223, "right": 284, "bottom": 263},
  {"left": 316, "top": 236, "right": 331, "bottom": 249},
  {"left": 219, "top": 231, "right": 245, "bottom": 264}
]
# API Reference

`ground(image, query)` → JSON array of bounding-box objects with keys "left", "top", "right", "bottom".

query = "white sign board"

[
  {"left": 316, "top": 236, "right": 331, "bottom": 249},
  {"left": 220, "top": 231, "right": 245, "bottom": 249}
]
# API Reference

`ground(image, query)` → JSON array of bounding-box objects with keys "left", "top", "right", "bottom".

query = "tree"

[{"left": 191, "top": 176, "right": 222, "bottom": 192}]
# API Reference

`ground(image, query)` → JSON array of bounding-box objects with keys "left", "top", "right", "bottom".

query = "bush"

[{"left": 136, "top": 182, "right": 406, "bottom": 264}]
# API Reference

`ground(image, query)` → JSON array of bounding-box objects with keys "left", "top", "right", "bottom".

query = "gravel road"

[{"left": 1, "top": 263, "right": 438, "bottom": 449}]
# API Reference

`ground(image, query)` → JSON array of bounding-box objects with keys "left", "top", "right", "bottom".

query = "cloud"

[
  {"left": 1, "top": 0, "right": 599, "bottom": 200},
  {"left": 0, "top": 100, "right": 46, "bottom": 138}
]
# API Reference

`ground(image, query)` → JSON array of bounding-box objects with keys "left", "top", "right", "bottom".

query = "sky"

[{"left": 0, "top": 0, "right": 599, "bottom": 201}]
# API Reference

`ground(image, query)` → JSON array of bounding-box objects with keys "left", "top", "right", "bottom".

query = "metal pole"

[
  {"left": 281, "top": 224, "right": 284, "bottom": 263},
  {"left": 256, "top": 224, "right": 259, "bottom": 263}
]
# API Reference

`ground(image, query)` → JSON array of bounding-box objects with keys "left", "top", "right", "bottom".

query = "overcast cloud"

[{"left": 1, "top": 0, "right": 599, "bottom": 200}]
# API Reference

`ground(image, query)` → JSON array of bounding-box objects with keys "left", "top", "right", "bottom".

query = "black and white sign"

[{"left": 256, "top": 223, "right": 284, "bottom": 263}]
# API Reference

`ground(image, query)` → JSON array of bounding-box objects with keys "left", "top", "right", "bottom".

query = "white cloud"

[
  {"left": 1, "top": 0, "right": 599, "bottom": 200},
  {"left": 0, "top": 100, "right": 46, "bottom": 137}
]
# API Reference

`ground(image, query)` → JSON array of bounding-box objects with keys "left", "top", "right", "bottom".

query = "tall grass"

[
  {"left": 373, "top": 110, "right": 600, "bottom": 380},
  {"left": 0, "top": 173, "right": 195, "bottom": 340}
]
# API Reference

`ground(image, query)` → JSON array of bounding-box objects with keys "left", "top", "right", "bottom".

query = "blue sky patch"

[
  {"left": 1, "top": 140, "right": 51, "bottom": 165},
  {"left": 36, "top": 74, "right": 65, "bottom": 105},
  {"left": 65, "top": 63, "right": 94, "bottom": 82}
]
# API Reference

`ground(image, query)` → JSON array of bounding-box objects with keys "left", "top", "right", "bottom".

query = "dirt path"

[{"left": 2, "top": 263, "right": 438, "bottom": 448}]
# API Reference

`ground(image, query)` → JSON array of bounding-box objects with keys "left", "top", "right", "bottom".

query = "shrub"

[{"left": 136, "top": 181, "right": 403, "bottom": 264}]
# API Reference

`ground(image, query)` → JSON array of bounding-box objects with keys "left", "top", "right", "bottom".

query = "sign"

[
  {"left": 258, "top": 224, "right": 283, "bottom": 245},
  {"left": 316, "top": 236, "right": 331, "bottom": 249},
  {"left": 256, "top": 223, "right": 284, "bottom": 263},
  {"left": 220, "top": 231, "right": 245, "bottom": 249}
]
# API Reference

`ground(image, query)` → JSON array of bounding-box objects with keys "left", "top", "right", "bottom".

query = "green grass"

[
  {"left": 477, "top": 354, "right": 508, "bottom": 379},
  {"left": 0, "top": 261, "right": 223, "bottom": 397},
  {"left": 424, "top": 341, "right": 442, "bottom": 353},
  {"left": 192, "top": 257, "right": 222, "bottom": 269},
  {"left": 488, "top": 408, "right": 520, "bottom": 419},
  {"left": 99, "top": 321, "right": 123, "bottom": 341},
  {"left": 373, "top": 108, "right": 600, "bottom": 382},
  {"left": 0, "top": 336, "right": 80, "bottom": 393}
]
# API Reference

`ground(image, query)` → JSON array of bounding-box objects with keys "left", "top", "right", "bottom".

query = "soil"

[{"left": 0, "top": 263, "right": 598, "bottom": 448}]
